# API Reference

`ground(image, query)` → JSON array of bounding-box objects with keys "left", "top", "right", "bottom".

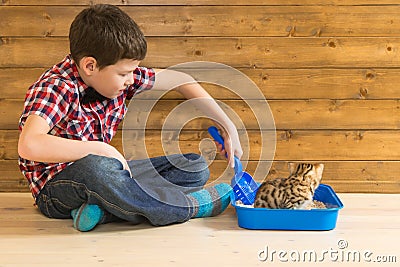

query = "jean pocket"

[
  {"left": 36, "top": 193, "right": 52, "bottom": 218},
  {"left": 36, "top": 192, "right": 71, "bottom": 219}
]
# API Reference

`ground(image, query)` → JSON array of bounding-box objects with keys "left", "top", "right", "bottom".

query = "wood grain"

[
  {"left": 1, "top": 2, "right": 400, "bottom": 193},
  {"left": 2, "top": 68, "right": 399, "bottom": 100},
  {"left": 2, "top": 0, "right": 400, "bottom": 6},
  {"left": 3, "top": 6, "right": 400, "bottom": 37},
  {"left": 3, "top": 99, "right": 399, "bottom": 130},
  {"left": 4, "top": 129, "right": 400, "bottom": 161},
  {"left": 2, "top": 37, "right": 400, "bottom": 68},
  {"left": 122, "top": 99, "right": 400, "bottom": 130},
  {"left": 119, "top": 130, "right": 400, "bottom": 161}
]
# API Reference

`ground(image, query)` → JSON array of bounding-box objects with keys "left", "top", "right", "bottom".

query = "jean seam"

[
  {"left": 49, "top": 197, "right": 74, "bottom": 210},
  {"left": 40, "top": 194, "right": 53, "bottom": 218}
]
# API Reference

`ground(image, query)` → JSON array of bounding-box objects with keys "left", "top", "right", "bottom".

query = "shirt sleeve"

[
  {"left": 19, "top": 78, "right": 73, "bottom": 131},
  {"left": 126, "top": 67, "right": 156, "bottom": 100}
]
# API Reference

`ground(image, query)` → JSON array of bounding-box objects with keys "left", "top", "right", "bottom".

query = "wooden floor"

[{"left": 0, "top": 193, "right": 398, "bottom": 267}]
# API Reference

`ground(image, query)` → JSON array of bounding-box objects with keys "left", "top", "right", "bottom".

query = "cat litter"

[
  {"left": 235, "top": 199, "right": 327, "bottom": 210},
  {"left": 230, "top": 184, "right": 343, "bottom": 231}
]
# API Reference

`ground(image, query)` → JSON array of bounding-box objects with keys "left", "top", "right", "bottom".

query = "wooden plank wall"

[{"left": 1, "top": 0, "right": 400, "bottom": 193}]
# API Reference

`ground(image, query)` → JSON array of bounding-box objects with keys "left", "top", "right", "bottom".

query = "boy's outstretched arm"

[
  {"left": 152, "top": 69, "right": 243, "bottom": 168},
  {"left": 18, "top": 114, "right": 131, "bottom": 174}
]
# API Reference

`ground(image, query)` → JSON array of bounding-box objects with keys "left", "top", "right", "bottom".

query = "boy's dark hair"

[{"left": 69, "top": 4, "right": 147, "bottom": 69}]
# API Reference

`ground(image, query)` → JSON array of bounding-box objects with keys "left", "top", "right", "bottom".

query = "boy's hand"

[
  {"left": 213, "top": 126, "right": 243, "bottom": 169},
  {"left": 98, "top": 142, "right": 132, "bottom": 177}
]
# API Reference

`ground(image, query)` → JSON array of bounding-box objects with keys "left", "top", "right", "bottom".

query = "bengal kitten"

[{"left": 254, "top": 163, "right": 324, "bottom": 209}]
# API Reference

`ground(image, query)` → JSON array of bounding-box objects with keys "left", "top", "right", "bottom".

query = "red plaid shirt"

[{"left": 19, "top": 55, "right": 155, "bottom": 200}]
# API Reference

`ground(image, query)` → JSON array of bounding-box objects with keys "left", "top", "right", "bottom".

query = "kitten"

[{"left": 254, "top": 163, "right": 324, "bottom": 209}]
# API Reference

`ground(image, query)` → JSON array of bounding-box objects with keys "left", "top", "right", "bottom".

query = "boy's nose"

[{"left": 124, "top": 72, "right": 134, "bottom": 86}]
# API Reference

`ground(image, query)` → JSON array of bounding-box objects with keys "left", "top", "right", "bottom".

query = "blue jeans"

[{"left": 35, "top": 153, "right": 209, "bottom": 226}]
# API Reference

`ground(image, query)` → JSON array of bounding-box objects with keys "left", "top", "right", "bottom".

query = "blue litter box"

[{"left": 231, "top": 184, "right": 344, "bottom": 230}]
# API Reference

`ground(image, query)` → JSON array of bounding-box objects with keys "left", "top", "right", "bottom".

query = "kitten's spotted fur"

[{"left": 254, "top": 163, "right": 324, "bottom": 209}]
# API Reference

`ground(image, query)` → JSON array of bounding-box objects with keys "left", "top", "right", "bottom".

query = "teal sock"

[
  {"left": 187, "top": 183, "right": 232, "bottom": 218},
  {"left": 71, "top": 203, "right": 104, "bottom": 232}
]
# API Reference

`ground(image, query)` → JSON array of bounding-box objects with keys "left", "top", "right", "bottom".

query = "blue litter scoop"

[{"left": 208, "top": 126, "right": 259, "bottom": 205}]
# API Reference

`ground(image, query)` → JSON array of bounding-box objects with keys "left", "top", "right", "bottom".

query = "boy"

[{"left": 17, "top": 4, "right": 243, "bottom": 231}]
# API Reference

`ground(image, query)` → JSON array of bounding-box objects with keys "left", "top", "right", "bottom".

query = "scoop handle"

[{"left": 208, "top": 126, "right": 225, "bottom": 150}]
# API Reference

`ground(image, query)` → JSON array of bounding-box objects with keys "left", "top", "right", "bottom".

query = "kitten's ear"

[
  {"left": 288, "top": 162, "right": 297, "bottom": 175},
  {"left": 314, "top": 163, "right": 324, "bottom": 179}
]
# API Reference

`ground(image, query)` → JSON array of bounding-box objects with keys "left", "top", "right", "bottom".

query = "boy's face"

[{"left": 87, "top": 58, "right": 140, "bottom": 99}]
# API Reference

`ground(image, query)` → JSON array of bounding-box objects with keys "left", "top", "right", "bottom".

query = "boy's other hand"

[{"left": 98, "top": 142, "right": 132, "bottom": 177}]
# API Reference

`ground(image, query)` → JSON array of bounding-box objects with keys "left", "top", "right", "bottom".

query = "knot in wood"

[
  {"left": 43, "top": 13, "right": 51, "bottom": 21},
  {"left": 281, "top": 130, "right": 293, "bottom": 141},
  {"left": 328, "top": 40, "right": 337, "bottom": 48},
  {"left": 359, "top": 87, "right": 368, "bottom": 99},
  {"left": 286, "top": 26, "right": 296, "bottom": 37},
  {"left": 194, "top": 50, "right": 203, "bottom": 56},
  {"left": 0, "top": 37, "right": 8, "bottom": 46},
  {"left": 365, "top": 72, "right": 376, "bottom": 80},
  {"left": 354, "top": 131, "right": 364, "bottom": 141},
  {"left": 311, "top": 28, "right": 322, "bottom": 37}
]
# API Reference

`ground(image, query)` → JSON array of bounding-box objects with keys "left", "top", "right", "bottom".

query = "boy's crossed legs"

[{"left": 35, "top": 153, "right": 231, "bottom": 231}]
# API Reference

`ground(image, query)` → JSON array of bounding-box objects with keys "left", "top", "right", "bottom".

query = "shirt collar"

[{"left": 67, "top": 54, "right": 89, "bottom": 95}]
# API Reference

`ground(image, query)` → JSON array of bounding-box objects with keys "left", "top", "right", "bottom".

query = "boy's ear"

[{"left": 79, "top": 56, "right": 98, "bottom": 76}]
